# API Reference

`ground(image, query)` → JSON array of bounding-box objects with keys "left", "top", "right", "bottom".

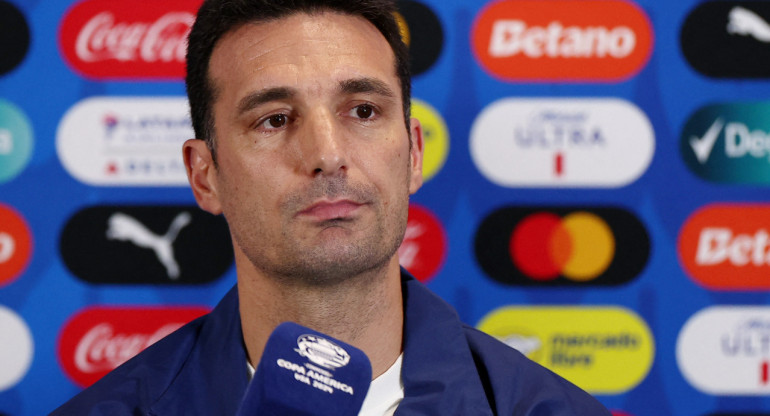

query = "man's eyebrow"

[
  {"left": 236, "top": 87, "right": 295, "bottom": 116},
  {"left": 339, "top": 77, "right": 396, "bottom": 98}
]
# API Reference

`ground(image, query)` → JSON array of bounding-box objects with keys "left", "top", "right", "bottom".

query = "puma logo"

[
  {"left": 727, "top": 6, "right": 770, "bottom": 43},
  {"left": 106, "top": 212, "right": 192, "bottom": 279}
]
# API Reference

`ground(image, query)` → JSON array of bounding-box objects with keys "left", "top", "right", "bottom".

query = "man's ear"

[
  {"left": 408, "top": 117, "right": 424, "bottom": 195},
  {"left": 183, "top": 139, "right": 223, "bottom": 215}
]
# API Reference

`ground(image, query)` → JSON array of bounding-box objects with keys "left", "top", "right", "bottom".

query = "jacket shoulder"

[
  {"left": 49, "top": 314, "right": 208, "bottom": 416},
  {"left": 462, "top": 325, "right": 612, "bottom": 416}
]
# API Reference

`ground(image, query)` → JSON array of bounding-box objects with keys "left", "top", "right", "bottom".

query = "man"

[{"left": 52, "top": 0, "right": 612, "bottom": 414}]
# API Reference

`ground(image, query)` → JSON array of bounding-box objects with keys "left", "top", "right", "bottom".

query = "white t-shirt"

[
  {"left": 246, "top": 353, "right": 404, "bottom": 416},
  {"left": 358, "top": 353, "right": 404, "bottom": 416}
]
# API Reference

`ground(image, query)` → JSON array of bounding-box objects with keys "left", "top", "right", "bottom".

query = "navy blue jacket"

[{"left": 51, "top": 272, "right": 611, "bottom": 415}]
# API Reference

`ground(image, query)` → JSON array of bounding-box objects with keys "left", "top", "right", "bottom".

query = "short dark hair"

[{"left": 185, "top": 0, "right": 411, "bottom": 162}]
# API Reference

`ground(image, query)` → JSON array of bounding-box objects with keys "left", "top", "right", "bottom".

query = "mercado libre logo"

[
  {"left": 471, "top": 0, "right": 653, "bottom": 82},
  {"left": 0, "top": 99, "right": 33, "bottom": 184},
  {"left": 677, "top": 306, "right": 770, "bottom": 395},
  {"left": 678, "top": 204, "right": 770, "bottom": 290},
  {"left": 0, "top": 1, "right": 31, "bottom": 76},
  {"left": 475, "top": 207, "right": 649, "bottom": 286},
  {"left": 58, "top": 306, "right": 209, "bottom": 387},
  {"left": 470, "top": 98, "right": 654, "bottom": 188},
  {"left": 59, "top": 205, "right": 233, "bottom": 285},
  {"left": 395, "top": 0, "right": 444, "bottom": 76},
  {"left": 0, "top": 203, "right": 33, "bottom": 288},
  {"left": 477, "top": 306, "right": 654, "bottom": 394},
  {"left": 681, "top": 2, "right": 770, "bottom": 78},
  {"left": 398, "top": 204, "right": 447, "bottom": 283},
  {"left": 58, "top": 0, "right": 202, "bottom": 79},
  {"left": 681, "top": 102, "right": 770, "bottom": 184},
  {"left": 411, "top": 98, "right": 449, "bottom": 182}
]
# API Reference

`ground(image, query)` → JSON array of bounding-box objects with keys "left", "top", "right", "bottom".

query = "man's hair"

[{"left": 186, "top": 0, "right": 411, "bottom": 162}]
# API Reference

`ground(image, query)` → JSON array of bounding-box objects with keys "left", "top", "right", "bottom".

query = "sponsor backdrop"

[{"left": 2, "top": 0, "right": 770, "bottom": 414}]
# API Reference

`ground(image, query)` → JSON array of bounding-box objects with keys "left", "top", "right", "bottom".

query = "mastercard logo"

[{"left": 475, "top": 207, "right": 649, "bottom": 286}]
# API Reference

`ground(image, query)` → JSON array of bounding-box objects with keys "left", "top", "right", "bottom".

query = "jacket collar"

[
  {"left": 397, "top": 271, "right": 494, "bottom": 415},
  {"left": 149, "top": 270, "right": 492, "bottom": 414}
]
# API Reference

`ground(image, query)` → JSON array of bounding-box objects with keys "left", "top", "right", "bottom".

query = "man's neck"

[{"left": 237, "top": 256, "right": 404, "bottom": 379}]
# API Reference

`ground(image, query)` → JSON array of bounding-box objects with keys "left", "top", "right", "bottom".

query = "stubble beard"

[{"left": 235, "top": 175, "right": 410, "bottom": 288}]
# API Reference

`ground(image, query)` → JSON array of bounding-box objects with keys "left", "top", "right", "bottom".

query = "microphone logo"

[{"left": 296, "top": 334, "right": 351, "bottom": 370}]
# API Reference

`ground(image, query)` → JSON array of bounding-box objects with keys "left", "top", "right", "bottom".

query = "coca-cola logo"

[
  {"left": 398, "top": 204, "right": 447, "bottom": 283},
  {"left": 58, "top": 0, "right": 203, "bottom": 79},
  {"left": 57, "top": 306, "right": 209, "bottom": 387}
]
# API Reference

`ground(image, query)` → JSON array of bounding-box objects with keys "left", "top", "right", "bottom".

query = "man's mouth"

[{"left": 297, "top": 200, "right": 364, "bottom": 222}]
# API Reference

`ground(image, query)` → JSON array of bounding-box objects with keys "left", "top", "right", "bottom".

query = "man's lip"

[{"left": 297, "top": 200, "right": 364, "bottom": 221}]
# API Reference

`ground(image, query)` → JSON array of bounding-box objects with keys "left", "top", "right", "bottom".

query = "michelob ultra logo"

[
  {"left": 679, "top": 204, "right": 770, "bottom": 290},
  {"left": 470, "top": 98, "right": 654, "bottom": 188},
  {"left": 477, "top": 306, "right": 654, "bottom": 394},
  {"left": 681, "top": 103, "right": 770, "bottom": 184},
  {"left": 677, "top": 306, "right": 770, "bottom": 395},
  {"left": 475, "top": 207, "right": 649, "bottom": 286},
  {"left": 471, "top": 0, "right": 653, "bottom": 81}
]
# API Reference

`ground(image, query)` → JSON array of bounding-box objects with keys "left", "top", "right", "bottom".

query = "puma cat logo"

[{"left": 106, "top": 212, "right": 192, "bottom": 279}]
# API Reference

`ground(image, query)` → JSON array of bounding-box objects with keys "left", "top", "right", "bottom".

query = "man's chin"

[{"left": 272, "top": 243, "right": 394, "bottom": 287}]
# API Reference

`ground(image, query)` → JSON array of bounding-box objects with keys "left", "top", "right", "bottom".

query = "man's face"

[{"left": 187, "top": 12, "right": 423, "bottom": 285}]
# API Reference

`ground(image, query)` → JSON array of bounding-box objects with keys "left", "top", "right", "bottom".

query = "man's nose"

[{"left": 298, "top": 109, "right": 347, "bottom": 176}]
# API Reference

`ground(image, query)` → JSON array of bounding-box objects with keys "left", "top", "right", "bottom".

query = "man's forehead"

[{"left": 208, "top": 11, "right": 397, "bottom": 99}]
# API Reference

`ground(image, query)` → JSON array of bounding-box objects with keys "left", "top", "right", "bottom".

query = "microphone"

[{"left": 236, "top": 322, "right": 372, "bottom": 416}]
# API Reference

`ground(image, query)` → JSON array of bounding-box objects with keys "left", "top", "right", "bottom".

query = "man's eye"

[
  {"left": 354, "top": 105, "right": 374, "bottom": 119},
  {"left": 261, "top": 114, "right": 287, "bottom": 129}
]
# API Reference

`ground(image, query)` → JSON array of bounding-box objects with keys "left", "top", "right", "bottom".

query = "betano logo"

[
  {"left": 475, "top": 207, "right": 649, "bottom": 286},
  {"left": 470, "top": 98, "right": 654, "bottom": 188},
  {"left": 471, "top": 0, "right": 653, "bottom": 81},
  {"left": 477, "top": 306, "right": 654, "bottom": 394},
  {"left": 57, "top": 97, "right": 192, "bottom": 186},
  {"left": 677, "top": 306, "right": 770, "bottom": 395},
  {"left": 681, "top": 102, "right": 770, "bottom": 184},
  {"left": 679, "top": 204, "right": 770, "bottom": 290},
  {"left": 0, "top": 203, "right": 32, "bottom": 287},
  {"left": 59, "top": 0, "right": 201, "bottom": 79}
]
